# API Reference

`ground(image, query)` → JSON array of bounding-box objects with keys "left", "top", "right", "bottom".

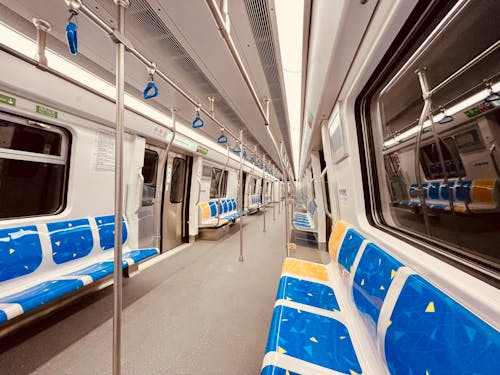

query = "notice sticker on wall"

[
  {"left": 338, "top": 187, "right": 348, "bottom": 206},
  {"left": 92, "top": 131, "right": 115, "bottom": 172}
]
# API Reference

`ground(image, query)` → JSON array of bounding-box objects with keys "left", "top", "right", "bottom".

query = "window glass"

[
  {"left": 209, "top": 167, "right": 228, "bottom": 198},
  {"left": 170, "top": 157, "right": 186, "bottom": 203},
  {"left": 142, "top": 149, "right": 158, "bottom": 184},
  {"left": 0, "top": 115, "right": 69, "bottom": 219},
  {"left": 248, "top": 177, "right": 256, "bottom": 195},
  {"left": 419, "top": 138, "right": 465, "bottom": 180},
  {"left": 371, "top": 0, "right": 500, "bottom": 268},
  {"left": 0, "top": 119, "right": 62, "bottom": 155}
]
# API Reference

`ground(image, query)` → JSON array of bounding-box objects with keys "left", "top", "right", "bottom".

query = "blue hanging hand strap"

[
  {"left": 243, "top": 150, "right": 247, "bottom": 158},
  {"left": 143, "top": 80, "right": 158, "bottom": 99},
  {"left": 66, "top": 21, "right": 78, "bottom": 55},
  {"left": 192, "top": 116, "right": 204, "bottom": 128},
  {"left": 217, "top": 134, "right": 228, "bottom": 144},
  {"left": 233, "top": 145, "right": 241, "bottom": 153}
]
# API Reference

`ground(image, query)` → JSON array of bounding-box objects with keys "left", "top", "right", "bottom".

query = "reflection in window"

[
  {"left": 419, "top": 138, "right": 465, "bottom": 179},
  {"left": 0, "top": 116, "right": 69, "bottom": 219},
  {"left": 368, "top": 0, "right": 500, "bottom": 270},
  {"left": 210, "top": 167, "right": 227, "bottom": 198}
]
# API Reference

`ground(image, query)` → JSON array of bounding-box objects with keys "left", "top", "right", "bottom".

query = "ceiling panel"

[{"left": 0, "top": 0, "right": 291, "bottom": 172}]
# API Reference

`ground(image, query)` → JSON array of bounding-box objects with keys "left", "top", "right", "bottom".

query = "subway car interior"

[{"left": 0, "top": 0, "right": 499, "bottom": 374}]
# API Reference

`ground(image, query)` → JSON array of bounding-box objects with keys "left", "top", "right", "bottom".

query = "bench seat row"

[
  {"left": 199, "top": 199, "right": 247, "bottom": 228},
  {"left": 262, "top": 221, "right": 500, "bottom": 374},
  {"left": 292, "top": 201, "right": 317, "bottom": 232},
  {"left": 0, "top": 215, "right": 158, "bottom": 324},
  {"left": 394, "top": 178, "right": 498, "bottom": 213}
]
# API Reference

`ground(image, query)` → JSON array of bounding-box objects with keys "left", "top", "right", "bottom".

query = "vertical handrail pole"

[
  {"left": 262, "top": 155, "right": 266, "bottom": 232},
  {"left": 112, "top": 1, "right": 128, "bottom": 375},
  {"left": 239, "top": 130, "right": 244, "bottom": 261},
  {"left": 272, "top": 177, "right": 276, "bottom": 221},
  {"left": 216, "top": 143, "right": 230, "bottom": 227},
  {"left": 415, "top": 68, "right": 432, "bottom": 236},
  {"left": 156, "top": 110, "right": 177, "bottom": 248},
  {"left": 281, "top": 141, "right": 290, "bottom": 257}
]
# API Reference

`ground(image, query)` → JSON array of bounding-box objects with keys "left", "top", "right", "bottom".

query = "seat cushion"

[
  {"left": 67, "top": 261, "right": 115, "bottom": 282},
  {"left": 265, "top": 305, "right": 362, "bottom": 374},
  {"left": 0, "top": 279, "right": 84, "bottom": 316},
  {"left": 261, "top": 365, "right": 299, "bottom": 375},
  {"left": 124, "top": 249, "right": 158, "bottom": 264},
  {"left": 277, "top": 276, "right": 340, "bottom": 311}
]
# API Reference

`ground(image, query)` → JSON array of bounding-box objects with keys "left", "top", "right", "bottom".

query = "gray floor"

[{"left": 0, "top": 207, "right": 294, "bottom": 375}]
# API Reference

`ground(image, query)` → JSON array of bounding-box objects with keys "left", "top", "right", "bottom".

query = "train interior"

[{"left": 0, "top": 0, "right": 499, "bottom": 374}]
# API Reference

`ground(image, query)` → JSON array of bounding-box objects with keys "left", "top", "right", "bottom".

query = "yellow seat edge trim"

[{"left": 328, "top": 220, "right": 350, "bottom": 261}]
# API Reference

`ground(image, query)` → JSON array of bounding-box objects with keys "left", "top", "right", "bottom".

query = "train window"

[
  {"left": 170, "top": 157, "right": 186, "bottom": 203},
  {"left": 142, "top": 149, "right": 158, "bottom": 184},
  {"left": 209, "top": 167, "right": 227, "bottom": 198},
  {"left": 248, "top": 177, "right": 256, "bottom": 195},
  {"left": 0, "top": 114, "right": 69, "bottom": 219},
  {"left": 360, "top": 0, "right": 500, "bottom": 274}
]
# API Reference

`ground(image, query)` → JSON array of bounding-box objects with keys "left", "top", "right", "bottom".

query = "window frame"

[
  {"left": 0, "top": 111, "right": 71, "bottom": 220},
  {"left": 354, "top": 0, "right": 500, "bottom": 284}
]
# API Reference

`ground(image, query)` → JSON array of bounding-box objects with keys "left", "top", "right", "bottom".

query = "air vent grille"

[
  {"left": 124, "top": 0, "right": 257, "bottom": 145},
  {"left": 244, "top": 0, "right": 290, "bottom": 150}
]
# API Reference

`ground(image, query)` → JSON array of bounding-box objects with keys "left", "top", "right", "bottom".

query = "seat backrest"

[
  {"left": 208, "top": 201, "right": 217, "bottom": 217},
  {"left": 384, "top": 274, "right": 500, "bottom": 374},
  {"left": 199, "top": 202, "right": 211, "bottom": 221},
  {"left": 0, "top": 225, "right": 43, "bottom": 283},
  {"left": 337, "top": 228, "right": 365, "bottom": 274},
  {"left": 352, "top": 243, "right": 403, "bottom": 329},
  {"left": 47, "top": 218, "right": 94, "bottom": 264},
  {"left": 455, "top": 179, "right": 472, "bottom": 202},
  {"left": 328, "top": 220, "right": 349, "bottom": 260},
  {"left": 95, "top": 215, "right": 128, "bottom": 251}
]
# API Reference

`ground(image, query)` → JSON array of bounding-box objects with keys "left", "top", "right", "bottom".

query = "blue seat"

[
  {"left": 263, "top": 221, "right": 500, "bottom": 374},
  {"left": 276, "top": 276, "right": 340, "bottom": 311},
  {"left": 428, "top": 181, "right": 440, "bottom": 200},
  {"left": 455, "top": 180, "right": 472, "bottom": 202},
  {"left": 68, "top": 261, "right": 115, "bottom": 282},
  {"left": 95, "top": 215, "right": 128, "bottom": 251},
  {"left": 48, "top": 218, "right": 94, "bottom": 263},
  {"left": 261, "top": 365, "right": 299, "bottom": 375},
  {"left": 265, "top": 305, "right": 362, "bottom": 374},
  {"left": 0, "top": 225, "right": 43, "bottom": 283},
  {"left": 0, "top": 279, "right": 84, "bottom": 322},
  {"left": 337, "top": 228, "right": 365, "bottom": 274},
  {"left": 352, "top": 243, "right": 403, "bottom": 326},
  {"left": 0, "top": 216, "right": 158, "bottom": 325},
  {"left": 385, "top": 274, "right": 500, "bottom": 375}
]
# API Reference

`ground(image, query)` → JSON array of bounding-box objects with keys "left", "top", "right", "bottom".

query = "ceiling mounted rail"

[{"left": 65, "top": 0, "right": 281, "bottom": 174}]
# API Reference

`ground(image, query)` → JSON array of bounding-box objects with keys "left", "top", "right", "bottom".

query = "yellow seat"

[
  {"left": 281, "top": 258, "right": 330, "bottom": 281},
  {"left": 280, "top": 220, "right": 351, "bottom": 282}
]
